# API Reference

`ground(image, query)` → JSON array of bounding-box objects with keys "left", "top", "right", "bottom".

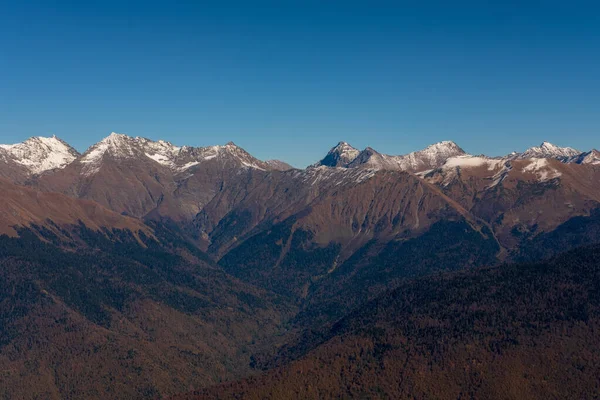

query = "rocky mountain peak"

[
  {"left": 340, "top": 141, "right": 467, "bottom": 172},
  {"left": 423, "top": 140, "right": 464, "bottom": 154},
  {"left": 566, "top": 149, "right": 600, "bottom": 165},
  {"left": 0, "top": 135, "right": 80, "bottom": 175},
  {"left": 77, "top": 133, "right": 284, "bottom": 175},
  {"left": 79, "top": 133, "right": 182, "bottom": 174},
  {"left": 316, "top": 141, "right": 361, "bottom": 167},
  {"left": 520, "top": 141, "right": 581, "bottom": 160}
]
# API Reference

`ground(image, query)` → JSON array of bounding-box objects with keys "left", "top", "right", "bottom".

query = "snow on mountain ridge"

[
  {"left": 343, "top": 140, "right": 466, "bottom": 172},
  {"left": 2, "top": 133, "right": 596, "bottom": 179},
  {"left": 521, "top": 158, "right": 562, "bottom": 181},
  {"left": 316, "top": 141, "right": 361, "bottom": 167},
  {"left": 566, "top": 149, "right": 600, "bottom": 165},
  {"left": 0, "top": 135, "right": 80, "bottom": 175},
  {"left": 316, "top": 139, "right": 594, "bottom": 173},
  {"left": 519, "top": 141, "right": 581, "bottom": 160},
  {"left": 265, "top": 159, "right": 294, "bottom": 171},
  {"left": 79, "top": 133, "right": 276, "bottom": 175},
  {"left": 432, "top": 155, "right": 509, "bottom": 187}
]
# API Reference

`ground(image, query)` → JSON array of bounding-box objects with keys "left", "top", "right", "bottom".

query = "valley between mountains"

[{"left": 1, "top": 133, "right": 600, "bottom": 399}]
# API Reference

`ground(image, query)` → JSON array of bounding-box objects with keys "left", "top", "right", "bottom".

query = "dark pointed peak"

[{"left": 315, "top": 141, "right": 361, "bottom": 167}]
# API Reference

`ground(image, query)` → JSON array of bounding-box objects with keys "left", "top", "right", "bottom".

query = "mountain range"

[
  {"left": 1, "top": 132, "right": 600, "bottom": 399},
  {"left": 1, "top": 133, "right": 598, "bottom": 179}
]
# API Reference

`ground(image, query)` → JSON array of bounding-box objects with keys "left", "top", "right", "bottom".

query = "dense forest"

[
  {"left": 3, "top": 218, "right": 600, "bottom": 399},
  {"left": 179, "top": 245, "right": 600, "bottom": 399},
  {"left": 0, "top": 225, "right": 294, "bottom": 399}
]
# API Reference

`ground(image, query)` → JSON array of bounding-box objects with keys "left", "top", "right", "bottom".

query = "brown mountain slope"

[
  {"left": 0, "top": 178, "right": 148, "bottom": 237},
  {"left": 214, "top": 169, "right": 501, "bottom": 325},
  {"left": 198, "top": 168, "right": 480, "bottom": 258},
  {"left": 0, "top": 156, "right": 30, "bottom": 183},
  {"left": 178, "top": 245, "right": 600, "bottom": 400},
  {"left": 24, "top": 135, "right": 600, "bottom": 268},
  {"left": 31, "top": 134, "right": 287, "bottom": 222},
  {"left": 422, "top": 158, "right": 600, "bottom": 250},
  {"left": 36, "top": 156, "right": 178, "bottom": 218}
]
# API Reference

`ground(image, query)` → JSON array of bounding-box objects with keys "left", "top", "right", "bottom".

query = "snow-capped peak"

[
  {"left": 0, "top": 135, "right": 79, "bottom": 174},
  {"left": 316, "top": 141, "right": 361, "bottom": 167},
  {"left": 421, "top": 141, "right": 464, "bottom": 155},
  {"left": 345, "top": 140, "right": 467, "bottom": 172},
  {"left": 77, "top": 132, "right": 281, "bottom": 175},
  {"left": 519, "top": 141, "right": 581, "bottom": 160},
  {"left": 81, "top": 132, "right": 139, "bottom": 164},
  {"left": 79, "top": 132, "right": 182, "bottom": 174},
  {"left": 566, "top": 149, "right": 600, "bottom": 165}
]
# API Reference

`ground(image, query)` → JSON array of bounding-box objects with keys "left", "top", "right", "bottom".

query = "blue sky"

[{"left": 1, "top": 1, "right": 599, "bottom": 167}]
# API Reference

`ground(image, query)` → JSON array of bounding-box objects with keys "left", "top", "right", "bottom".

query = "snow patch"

[
  {"left": 522, "top": 158, "right": 562, "bottom": 181},
  {"left": 179, "top": 161, "right": 200, "bottom": 170},
  {"left": 443, "top": 156, "right": 504, "bottom": 171},
  {"left": 145, "top": 152, "right": 174, "bottom": 166}
]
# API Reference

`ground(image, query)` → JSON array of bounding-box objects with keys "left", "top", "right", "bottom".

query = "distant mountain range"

[
  {"left": 1, "top": 132, "right": 600, "bottom": 399},
  {"left": 1, "top": 133, "right": 598, "bottom": 180},
  {"left": 1, "top": 132, "right": 600, "bottom": 307}
]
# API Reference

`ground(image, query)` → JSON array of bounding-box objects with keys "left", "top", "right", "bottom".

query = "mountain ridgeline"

[{"left": 1, "top": 132, "right": 600, "bottom": 399}]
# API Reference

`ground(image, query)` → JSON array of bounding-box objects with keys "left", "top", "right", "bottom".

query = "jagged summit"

[
  {"left": 0, "top": 135, "right": 80, "bottom": 175},
  {"left": 519, "top": 141, "right": 581, "bottom": 160},
  {"left": 77, "top": 132, "right": 283, "bottom": 175},
  {"left": 316, "top": 140, "right": 467, "bottom": 172},
  {"left": 80, "top": 132, "right": 181, "bottom": 169},
  {"left": 398, "top": 140, "right": 466, "bottom": 170},
  {"left": 567, "top": 149, "right": 600, "bottom": 165},
  {"left": 316, "top": 141, "right": 361, "bottom": 167},
  {"left": 421, "top": 140, "right": 464, "bottom": 154},
  {"left": 313, "top": 139, "right": 595, "bottom": 173},
  {"left": 2, "top": 133, "right": 596, "bottom": 179}
]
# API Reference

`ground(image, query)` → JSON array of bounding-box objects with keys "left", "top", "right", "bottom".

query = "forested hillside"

[
  {"left": 0, "top": 227, "right": 294, "bottom": 399},
  {"left": 181, "top": 245, "right": 600, "bottom": 399}
]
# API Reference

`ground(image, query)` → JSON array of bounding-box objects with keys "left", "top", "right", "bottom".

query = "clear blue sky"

[{"left": 1, "top": 1, "right": 599, "bottom": 167}]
